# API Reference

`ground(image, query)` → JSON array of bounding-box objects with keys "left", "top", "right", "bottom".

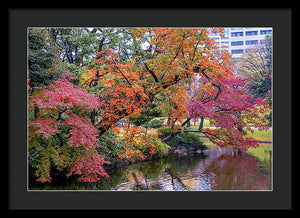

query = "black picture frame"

[{"left": 8, "top": 8, "right": 292, "bottom": 211}]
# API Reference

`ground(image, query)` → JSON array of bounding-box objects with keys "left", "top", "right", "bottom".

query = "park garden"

[{"left": 28, "top": 27, "right": 272, "bottom": 190}]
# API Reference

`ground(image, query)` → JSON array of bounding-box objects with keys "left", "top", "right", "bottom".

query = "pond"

[{"left": 29, "top": 145, "right": 272, "bottom": 191}]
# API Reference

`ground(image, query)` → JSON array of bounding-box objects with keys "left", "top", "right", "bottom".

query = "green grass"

[
  {"left": 161, "top": 117, "right": 272, "bottom": 151},
  {"left": 184, "top": 119, "right": 214, "bottom": 131},
  {"left": 198, "top": 129, "right": 272, "bottom": 148},
  {"left": 199, "top": 137, "right": 216, "bottom": 148},
  {"left": 245, "top": 130, "right": 272, "bottom": 141}
]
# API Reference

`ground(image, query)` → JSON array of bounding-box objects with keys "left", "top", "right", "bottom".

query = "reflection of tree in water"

[
  {"left": 95, "top": 167, "right": 132, "bottom": 190},
  {"left": 164, "top": 168, "right": 189, "bottom": 190},
  {"left": 128, "top": 154, "right": 208, "bottom": 190},
  {"left": 126, "top": 159, "right": 169, "bottom": 190},
  {"left": 163, "top": 154, "right": 209, "bottom": 190},
  {"left": 255, "top": 149, "right": 272, "bottom": 175},
  {"left": 30, "top": 149, "right": 271, "bottom": 191},
  {"left": 132, "top": 158, "right": 170, "bottom": 180},
  {"left": 164, "top": 153, "right": 208, "bottom": 175},
  {"left": 204, "top": 154, "right": 271, "bottom": 190},
  {"left": 130, "top": 171, "right": 164, "bottom": 190},
  {"left": 72, "top": 154, "right": 208, "bottom": 190}
]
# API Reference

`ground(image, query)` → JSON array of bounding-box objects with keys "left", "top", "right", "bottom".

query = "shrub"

[
  {"left": 97, "top": 130, "right": 126, "bottom": 163},
  {"left": 166, "top": 132, "right": 207, "bottom": 151},
  {"left": 157, "top": 127, "right": 172, "bottom": 138},
  {"left": 147, "top": 119, "right": 164, "bottom": 129}
]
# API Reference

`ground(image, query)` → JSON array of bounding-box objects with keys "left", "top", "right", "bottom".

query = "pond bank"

[
  {"left": 29, "top": 145, "right": 272, "bottom": 191},
  {"left": 28, "top": 133, "right": 272, "bottom": 190},
  {"left": 103, "top": 146, "right": 207, "bottom": 173}
]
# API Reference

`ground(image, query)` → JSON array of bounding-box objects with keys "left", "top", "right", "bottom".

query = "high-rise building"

[{"left": 209, "top": 27, "right": 272, "bottom": 59}]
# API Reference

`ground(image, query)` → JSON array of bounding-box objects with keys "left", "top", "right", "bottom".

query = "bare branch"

[{"left": 144, "top": 63, "right": 159, "bottom": 83}]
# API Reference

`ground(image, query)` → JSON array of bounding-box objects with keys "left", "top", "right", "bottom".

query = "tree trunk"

[
  {"left": 162, "top": 116, "right": 192, "bottom": 142},
  {"left": 90, "top": 110, "right": 95, "bottom": 126},
  {"left": 34, "top": 105, "right": 39, "bottom": 119},
  {"left": 198, "top": 116, "right": 204, "bottom": 132},
  {"left": 186, "top": 119, "right": 191, "bottom": 127}
]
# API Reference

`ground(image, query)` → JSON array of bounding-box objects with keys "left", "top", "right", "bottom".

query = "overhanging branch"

[{"left": 144, "top": 63, "right": 159, "bottom": 83}]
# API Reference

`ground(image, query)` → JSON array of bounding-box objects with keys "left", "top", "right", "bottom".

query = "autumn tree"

[
  {"left": 186, "top": 76, "right": 270, "bottom": 152},
  {"left": 28, "top": 27, "right": 271, "bottom": 183},
  {"left": 78, "top": 28, "right": 269, "bottom": 155},
  {"left": 82, "top": 28, "right": 224, "bottom": 134},
  {"left": 28, "top": 74, "right": 109, "bottom": 182}
]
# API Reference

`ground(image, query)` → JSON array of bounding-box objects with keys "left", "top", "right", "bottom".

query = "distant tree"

[
  {"left": 48, "top": 28, "right": 99, "bottom": 66},
  {"left": 236, "top": 35, "right": 272, "bottom": 103},
  {"left": 236, "top": 35, "right": 272, "bottom": 125},
  {"left": 28, "top": 28, "right": 62, "bottom": 89}
]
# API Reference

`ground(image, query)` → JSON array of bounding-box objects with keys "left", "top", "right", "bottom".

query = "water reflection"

[
  {"left": 29, "top": 146, "right": 272, "bottom": 191},
  {"left": 205, "top": 154, "right": 271, "bottom": 190}
]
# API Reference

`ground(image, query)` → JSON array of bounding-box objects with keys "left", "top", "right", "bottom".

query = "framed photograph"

[{"left": 8, "top": 8, "right": 292, "bottom": 211}]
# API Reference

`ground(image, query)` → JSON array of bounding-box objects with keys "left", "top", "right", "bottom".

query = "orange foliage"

[{"left": 117, "top": 124, "right": 162, "bottom": 160}]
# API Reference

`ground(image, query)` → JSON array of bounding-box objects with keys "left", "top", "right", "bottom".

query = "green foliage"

[
  {"left": 144, "top": 136, "right": 170, "bottom": 157},
  {"left": 48, "top": 28, "right": 99, "bottom": 66},
  {"left": 28, "top": 149, "right": 42, "bottom": 168},
  {"left": 97, "top": 130, "right": 126, "bottom": 162},
  {"left": 95, "top": 28, "right": 151, "bottom": 62},
  {"left": 248, "top": 74, "right": 272, "bottom": 100},
  {"left": 166, "top": 133, "right": 207, "bottom": 151},
  {"left": 28, "top": 108, "right": 35, "bottom": 121},
  {"left": 237, "top": 35, "right": 272, "bottom": 102},
  {"left": 157, "top": 127, "right": 207, "bottom": 151},
  {"left": 28, "top": 28, "right": 76, "bottom": 88},
  {"left": 34, "top": 148, "right": 52, "bottom": 182},
  {"left": 28, "top": 28, "right": 61, "bottom": 88},
  {"left": 157, "top": 127, "right": 172, "bottom": 138},
  {"left": 236, "top": 35, "right": 272, "bottom": 126},
  {"left": 49, "top": 145, "right": 71, "bottom": 170},
  {"left": 130, "top": 106, "right": 162, "bottom": 126},
  {"left": 147, "top": 119, "right": 164, "bottom": 129}
]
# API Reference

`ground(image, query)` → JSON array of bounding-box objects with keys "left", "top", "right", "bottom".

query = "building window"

[
  {"left": 260, "top": 30, "right": 272, "bottom": 35},
  {"left": 231, "top": 41, "right": 243, "bottom": 46},
  {"left": 231, "top": 49, "right": 243, "bottom": 54},
  {"left": 221, "top": 41, "right": 228, "bottom": 44},
  {"left": 245, "top": 40, "right": 258, "bottom": 45},
  {"left": 231, "top": 32, "right": 243, "bottom": 37},
  {"left": 245, "top": 31, "right": 258, "bottom": 36}
]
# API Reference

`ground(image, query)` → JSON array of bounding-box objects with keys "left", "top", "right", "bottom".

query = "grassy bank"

[
  {"left": 245, "top": 129, "right": 272, "bottom": 141},
  {"left": 168, "top": 118, "right": 273, "bottom": 161}
]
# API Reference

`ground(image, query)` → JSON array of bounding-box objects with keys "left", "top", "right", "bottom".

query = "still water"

[{"left": 29, "top": 146, "right": 272, "bottom": 191}]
